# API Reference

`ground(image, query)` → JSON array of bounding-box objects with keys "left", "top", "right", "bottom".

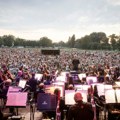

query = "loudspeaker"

[
  {"left": 41, "top": 49, "right": 60, "bottom": 55},
  {"left": 37, "top": 93, "right": 57, "bottom": 111}
]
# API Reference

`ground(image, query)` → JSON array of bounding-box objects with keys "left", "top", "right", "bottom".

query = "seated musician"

[
  {"left": 36, "top": 83, "right": 45, "bottom": 94},
  {"left": 59, "top": 96, "right": 69, "bottom": 120},
  {"left": 27, "top": 73, "right": 38, "bottom": 92},
  {"left": 67, "top": 92, "right": 94, "bottom": 120},
  {"left": 1, "top": 64, "right": 14, "bottom": 82},
  {"left": 35, "top": 82, "right": 45, "bottom": 103},
  {"left": 15, "top": 70, "right": 23, "bottom": 83},
  {"left": 42, "top": 64, "right": 51, "bottom": 85},
  {"left": 2, "top": 79, "right": 12, "bottom": 99},
  {"left": 93, "top": 85, "right": 105, "bottom": 120},
  {"left": 1, "top": 79, "right": 15, "bottom": 115}
]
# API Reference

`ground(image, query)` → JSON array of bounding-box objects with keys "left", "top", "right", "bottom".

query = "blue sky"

[{"left": 0, "top": 0, "right": 120, "bottom": 42}]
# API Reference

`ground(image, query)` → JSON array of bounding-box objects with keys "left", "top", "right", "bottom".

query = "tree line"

[{"left": 0, "top": 32, "right": 120, "bottom": 50}]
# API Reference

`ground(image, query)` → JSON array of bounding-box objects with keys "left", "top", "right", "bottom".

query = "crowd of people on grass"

[{"left": 0, "top": 48, "right": 120, "bottom": 120}]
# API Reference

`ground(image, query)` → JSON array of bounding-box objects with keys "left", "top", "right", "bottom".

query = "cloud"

[
  {"left": 0, "top": 0, "right": 120, "bottom": 42},
  {"left": 1, "top": 23, "right": 120, "bottom": 42},
  {"left": 107, "top": 0, "right": 120, "bottom": 5}
]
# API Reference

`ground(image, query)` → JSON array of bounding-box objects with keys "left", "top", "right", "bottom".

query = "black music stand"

[
  {"left": 104, "top": 89, "right": 120, "bottom": 120},
  {"left": 37, "top": 93, "right": 57, "bottom": 111}
]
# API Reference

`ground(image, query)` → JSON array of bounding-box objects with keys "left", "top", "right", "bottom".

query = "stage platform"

[{"left": 2, "top": 104, "right": 43, "bottom": 120}]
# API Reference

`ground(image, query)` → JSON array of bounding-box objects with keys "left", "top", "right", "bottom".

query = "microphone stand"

[{"left": 29, "top": 92, "right": 35, "bottom": 120}]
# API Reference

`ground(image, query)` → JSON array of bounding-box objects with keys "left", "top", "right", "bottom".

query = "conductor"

[
  {"left": 72, "top": 55, "right": 80, "bottom": 71},
  {"left": 67, "top": 92, "right": 94, "bottom": 120}
]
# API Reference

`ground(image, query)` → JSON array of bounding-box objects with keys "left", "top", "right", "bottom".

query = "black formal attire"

[
  {"left": 72, "top": 59, "right": 80, "bottom": 71},
  {"left": 67, "top": 101, "right": 94, "bottom": 120},
  {"left": 59, "top": 97, "right": 69, "bottom": 120}
]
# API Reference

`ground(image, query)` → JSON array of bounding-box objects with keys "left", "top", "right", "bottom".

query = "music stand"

[
  {"left": 78, "top": 73, "right": 86, "bottom": 80},
  {"left": 35, "top": 74, "right": 43, "bottom": 81},
  {"left": 18, "top": 80, "right": 27, "bottom": 89},
  {"left": 45, "top": 85, "right": 64, "bottom": 97},
  {"left": 115, "top": 89, "right": 120, "bottom": 103},
  {"left": 56, "top": 76, "right": 66, "bottom": 82},
  {"left": 65, "top": 90, "right": 87, "bottom": 105},
  {"left": 86, "top": 76, "right": 97, "bottom": 85},
  {"left": 65, "top": 90, "right": 75, "bottom": 105},
  {"left": 74, "top": 84, "right": 90, "bottom": 91},
  {"left": 6, "top": 92, "right": 27, "bottom": 115},
  {"left": 104, "top": 89, "right": 120, "bottom": 120},
  {"left": 105, "top": 89, "right": 116, "bottom": 104},
  {"left": 37, "top": 93, "right": 57, "bottom": 111},
  {"left": 115, "top": 82, "right": 120, "bottom": 87},
  {"left": 91, "top": 83, "right": 112, "bottom": 96},
  {"left": 7, "top": 86, "right": 21, "bottom": 96},
  {"left": 52, "top": 81, "right": 65, "bottom": 86}
]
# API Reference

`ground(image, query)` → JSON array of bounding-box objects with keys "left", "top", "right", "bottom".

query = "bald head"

[{"left": 74, "top": 92, "right": 83, "bottom": 102}]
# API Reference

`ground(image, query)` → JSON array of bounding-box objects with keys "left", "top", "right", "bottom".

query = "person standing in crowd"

[
  {"left": 67, "top": 92, "right": 94, "bottom": 120},
  {"left": 72, "top": 55, "right": 80, "bottom": 71}
]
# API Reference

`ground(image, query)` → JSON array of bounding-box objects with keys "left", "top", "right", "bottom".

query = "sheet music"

[
  {"left": 6, "top": 92, "right": 27, "bottom": 107},
  {"left": 65, "top": 90, "right": 75, "bottom": 105},
  {"left": 60, "top": 71, "right": 69, "bottom": 76},
  {"left": 115, "top": 82, "right": 120, "bottom": 87},
  {"left": 78, "top": 73, "right": 86, "bottom": 80},
  {"left": 35, "top": 74, "right": 43, "bottom": 81},
  {"left": 52, "top": 81, "right": 65, "bottom": 86},
  {"left": 18, "top": 80, "right": 27, "bottom": 88},
  {"left": 86, "top": 76, "right": 97, "bottom": 85},
  {"left": 104, "top": 85, "right": 112, "bottom": 90},
  {"left": 115, "top": 89, "right": 120, "bottom": 103},
  {"left": 65, "top": 90, "right": 87, "bottom": 105},
  {"left": 82, "top": 85, "right": 90, "bottom": 91},
  {"left": 74, "top": 85, "right": 90, "bottom": 91},
  {"left": 74, "top": 85, "right": 83, "bottom": 90},
  {"left": 105, "top": 89, "right": 116, "bottom": 103},
  {"left": 91, "top": 83, "right": 105, "bottom": 96},
  {"left": 56, "top": 76, "right": 66, "bottom": 82},
  {"left": 7, "top": 86, "right": 21, "bottom": 96},
  {"left": 45, "top": 85, "right": 64, "bottom": 97}
]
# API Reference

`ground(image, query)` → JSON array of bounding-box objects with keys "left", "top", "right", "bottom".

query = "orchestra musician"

[{"left": 67, "top": 92, "right": 94, "bottom": 120}]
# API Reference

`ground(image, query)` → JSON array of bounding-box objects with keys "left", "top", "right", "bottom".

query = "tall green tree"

[
  {"left": 39, "top": 37, "right": 52, "bottom": 47},
  {"left": 0, "top": 36, "right": 4, "bottom": 46},
  {"left": 116, "top": 36, "right": 120, "bottom": 50},
  {"left": 2, "top": 35, "right": 15, "bottom": 47},
  {"left": 109, "top": 34, "right": 117, "bottom": 50},
  {"left": 80, "top": 35, "right": 91, "bottom": 49},
  {"left": 67, "top": 34, "right": 75, "bottom": 48},
  {"left": 14, "top": 38, "right": 26, "bottom": 47}
]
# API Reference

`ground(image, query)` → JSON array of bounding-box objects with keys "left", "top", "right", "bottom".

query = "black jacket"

[{"left": 67, "top": 101, "right": 94, "bottom": 120}]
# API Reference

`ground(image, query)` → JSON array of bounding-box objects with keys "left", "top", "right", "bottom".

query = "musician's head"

[
  {"left": 17, "top": 70, "right": 23, "bottom": 77},
  {"left": 2, "top": 64, "right": 7, "bottom": 71},
  {"left": 5, "top": 79, "right": 12, "bottom": 87},
  {"left": 68, "top": 84, "right": 74, "bottom": 90},
  {"left": 74, "top": 92, "right": 83, "bottom": 103},
  {"left": 39, "top": 83, "right": 44, "bottom": 89}
]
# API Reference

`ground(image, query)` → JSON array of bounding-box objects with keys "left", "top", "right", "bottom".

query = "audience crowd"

[{"left": 0, "top": 48, "right": 120, "bottom": 120}]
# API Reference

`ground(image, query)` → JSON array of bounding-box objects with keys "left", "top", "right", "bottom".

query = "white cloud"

[
  {"left": 107, "top": 0, "right": 120, "bottom": 5},
  {"left": 0, "top": 0, "right": 120, "bottom": 42},
  {"left": 1, "top": 23, "right": 120, "bottom": 42}
]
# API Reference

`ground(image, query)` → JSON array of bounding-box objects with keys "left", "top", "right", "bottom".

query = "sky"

[{"left": 0, "top": 0, "right": 120, "bottom": 42}]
